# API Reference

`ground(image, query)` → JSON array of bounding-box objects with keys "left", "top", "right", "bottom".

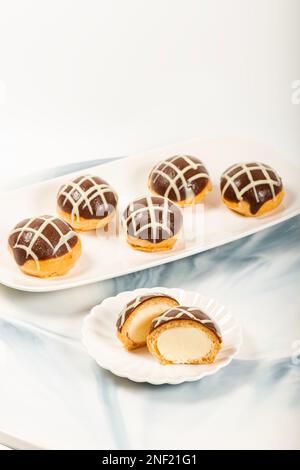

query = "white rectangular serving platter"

[{"left": 1, "top": 137, "right": 300, "bottom": 292}]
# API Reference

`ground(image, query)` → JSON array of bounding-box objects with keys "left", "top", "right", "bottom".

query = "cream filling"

[
  {"left": 127, "top": 301, "right": 175, "bottom": 344},
  {"left": 157, "top": 326, "right": 212, "bottom": 362}
]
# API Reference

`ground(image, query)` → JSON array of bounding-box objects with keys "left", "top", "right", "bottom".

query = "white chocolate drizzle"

[
  {"left": 123, "top": 196, "right": 178, "bottom": 240},
  {"left": 152, "top": 306, "right": 217, "bottom": 331},
  {"left": 150, "top": 155, "right": 209, "bottom": 201},
  {"left": 10, "top": 216, "right": 77, "bottom": 269},
  {"left": 221, "top": 162, "right": 281, "bottom": 202},
  {"left": 117, "top": 293, "right": 169, "bottom": 328},
  {"left": 58, "top": 175, "right": 118, "bottom": 222}
]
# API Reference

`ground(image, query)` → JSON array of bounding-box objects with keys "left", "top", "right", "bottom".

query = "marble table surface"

[{"left": 0, "top": 157, "right": 299, "bottom": 450}]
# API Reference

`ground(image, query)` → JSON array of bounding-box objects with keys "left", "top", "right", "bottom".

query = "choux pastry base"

[
  {"left": 127, "top": 234, "right": 178, "bottom": 253},
  {"left": 57, "top": 206, "right": 116, "bottom": 231},
  {"left": 126, "top": 234, "right": 179, "bottom": 252},
  {"left": 222, "top": 190, "right": 285, "bottom": 217},
  {"left": 147, "top": 320, "right": 222, "bottom": 365},
  {"left": 14, "top": 239, "right": 82, "bottom": 278},
  {"left": 148, "top": 180, "right": 212, "bottom": 207},
  {"left": 118, "top": 296, "right": 179, "bottom": 350}
]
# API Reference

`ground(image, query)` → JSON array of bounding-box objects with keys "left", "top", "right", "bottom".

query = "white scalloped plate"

[{"left": 82, "top": 287, "right": 242, "bottom": 385}]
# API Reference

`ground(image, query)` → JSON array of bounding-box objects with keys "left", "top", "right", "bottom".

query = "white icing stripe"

[
  {"left": 177, "top": 172, "right": 209, "bottom": 192},
  {"left": 151, "top": 169, "right": 182, "bottom": 201},
  {"left": 10, "top": 216, "right": 77, "bottom": 269},
  {"left": 151, "top": 156, "right": 209, "bottom": 201},
  {"left": 134, "top": 223, "right": 172, "bottom": 237},
  {"left": 152, "top": 306, "right": 216, "bottom": 329},
  {"left": 146, "top": 195, "right": 157, "bottom": 241},
  {"left": 117, "top": 293, "right": 166, "bottom": 327},
  {"left": 162, "top": 197, "right": 171, "bottom": 234},
  {"left": 124, "top": 197, "right": 176, "bottom": 240},
  {"left": 124, "top": 206, "right": 173, "bottom": 225},
  {"left": 59, "top": 175, "right": 117, "bottom": 222},
  {"left": 243, "top": 164, "right": 259, "bottom": 202},
  {"left": 126, "top": 200, "right": 137, "bottom": 235},
  {"left": 151, "top": 156, "right": 182, "bottom": 185},
  {"left": 221, "top": 162, "right": 281, "bottom": 202},
  {"left": 259, "top": 165, "right": 277, "bottom": 199},
  {"left": 182, "top": 156, "right": 199, "bottom": 169}
]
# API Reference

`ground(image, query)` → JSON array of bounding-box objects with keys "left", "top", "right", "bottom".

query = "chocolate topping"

[
  {"left": 8, "top": 215, "right": 78, "bottom": 266},
  {"left": 123, "top": 196, "right": 183, "bottom": 244},
  {"left": 116, "top": 293, "right": 177, "bottom": 331},
  {"left": 57, "top": 175, "right": 118, "bottom": 221},
  {"left": 150, "top": 306, "right": 222, "bottom": 341},
  {"left": 220, "top": 162, "right": 283, "bottom": 215},
  {"left": 149, "top": 155, "right": 210, "bottom": 202}
]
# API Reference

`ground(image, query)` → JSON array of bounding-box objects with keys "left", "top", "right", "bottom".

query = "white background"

[
  {"left": 0, "top": 0, "right": 299, "bottom": 450},
  {"left": 0, "top": 0, "right": 299, "bottom": 183}
]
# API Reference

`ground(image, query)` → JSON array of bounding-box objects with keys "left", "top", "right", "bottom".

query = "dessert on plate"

[
  {"left": 117, "top": 293, "right": 179, "bottom": 350},
  {"left": 147, "top": 306, "right": 222, "bottom": 365},
  {"left": 148, "top": 155, "right": 212, "bottom": 206},
  {"left": 122, "top": 195, "right": 183, "bottom": 252},
  {"left": 220, "top": 162, "right": 284, "bottom": 216},
  {"left": 8, "top": 215, "right": 81, "bottom": 277},
  {"left": 57, "top": 175, "right": 118, "bottom": 231}
]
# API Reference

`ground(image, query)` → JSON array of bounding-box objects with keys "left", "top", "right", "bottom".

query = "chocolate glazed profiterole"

[
  {"left": 122, "top": 195, "right": 183, "bottom": 252},
  {"left": 116, "top": 293, "right": 179, "bottom": 350},
  {"left": 148, "top": 155, "right": 212, "bottom": 206},
  {"left": 220, "top": 162, "right": 284, "bottom": 217},
  {"left": 147, "top": 306, "right": 222, "bottom": 365},
  {"left": 57, "top": 175, "right": 118, "bottom": 231},
  {"left": 8, "top": 215, "right": 81, "bottom": 278}
]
